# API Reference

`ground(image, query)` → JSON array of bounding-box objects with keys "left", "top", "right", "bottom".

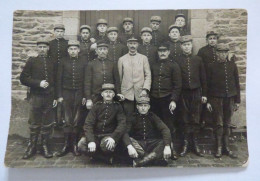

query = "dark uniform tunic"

[
  {"left": 84, "top": 58, "right": 121, "bottom": 102},
  {"left": 166, "top": 39, "right": 182, "bottom": 60},
  {"left": 57, "top": 56, "right": 87, "bottom": 133},
  {"left": 107, "top": 41, "right": 128, "bottom": 62},
  {"left": 151, "top": 30, "right": 165, "bottom": 46},
  {"left": 123, "top": 112, "right": 171, "bottom": 159},
  {"left": 119, "top": 32, "right": 136, "bottom": 45},
  {"left": 20, "top": 55, "right": 55, "bottom": 135},
  {"left": 79, "top": 38, "right": 95, "bottom": 62},
  {"left": 150, "top": 58, "right": 182, "bottom": 133},
  {"left": 138, "top": 43, "right": 158, "bottom": 65},
  {"left": 92, "top": 32, "right": 109, "bottom": 43}
]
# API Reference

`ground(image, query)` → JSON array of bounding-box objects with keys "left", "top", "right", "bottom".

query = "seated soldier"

[
  {"left": 78, "top": 83, "right": 126, "bottom": 164},
  {"left": 122, "top": 96, "right": 172, "bottom": 167}
]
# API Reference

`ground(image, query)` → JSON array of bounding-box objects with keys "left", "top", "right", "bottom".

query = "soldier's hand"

[
  {"left": 169, "top": 101, "right": 176, "bottom": 114},
  {"left": 127, "top": 144, "right": 138, "bottom": 158},
  {"left": 207, "top": 103, "right": 213, "bottom": 112},
  {"left": 139, "top": 90, "right": 148, "bottom": 97},
  {"left": 78, "top": 137, "right": 87, "bottom": 152},
  {"left": 53, "top": 100, "right": 58, "bottom": 108},
  {"left": 163, "top": 145, "right": 171, "bottom": 160},
  {"left": 90, "top": 38, "right": 96, "bottom": 43},
  {"left": 90, "top": 43, "right": 97, "bottom": 50},
  {"left": 88, "top": 142, "right": 96, "bottom": 152},
  {"left": 58, "top": 97, "right": 63, "bottom": 103},
  {"left": 117, "top": 94, "right": 125, "bottom": 101},
  {"left": 82, "top": 98, "right": 87, "bottom": 105},
  {"left": 234, "top": 103, "right": 240, "bottom": 111},
  {"left": 40, "top": 80, "right": 49, "bottom": 89},
  {"left": 201, "top": 96, "right": 207, "bottom": 104},
  {"left": 86, "top": 99, "right": 93, "bottom": 109},
  {"left": 105, "top": 137, "right": 115, "bottom": 151}
]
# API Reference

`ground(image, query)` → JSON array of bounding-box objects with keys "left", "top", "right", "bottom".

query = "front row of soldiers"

[{"left": 20, "top": 30, "right": 240, "bottom": 167}]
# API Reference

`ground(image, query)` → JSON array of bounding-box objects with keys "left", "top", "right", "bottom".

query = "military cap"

[
  {"left": 96, "top": 19, "right": 108, "bottom": 26},
  {"left": 150, "top": 16, "right": 162, "bottom": 22},
  {"left": 68, "top": 40, "right": 80, "bottom": 47},
  {"left": 80, "top": 25, "right": 91, "bottom": 32},
  {"left": 140, "top": 27, "right": 153, "bottom": 35},
  {"left": 102, "top": 83, "right": 115, "bottom": 90},
  {"left": 158, "top": 42, "right": 170, "bottom": 51},
  {"left": 96, "top": 40, "right": 109, "bottom": 48},
  {"left": 180, "top": 35, "right": 193, "bottom": 43},
  {"left": 216, "top": 43, "right": 229, "bottom": 51},
  {"left": 54, "top": 24, "right": 65, "bottom": 30},
  {"left": 36, "top": 38, "right": 49, "bottom": 46},
  {"left": 107, "top": 27, "right": 119, "bottom": 33},
  {"left": 123, "top": 17, "right": 134, "bottom": 24},
  {"left": 168, "top": 24, "right": 180, "bottom": 33},
  {"left": 206, "top": 30, "right": 219, "bottom": 38},
  {"left": 137, "top": 96, "right": 150, "bottom": 104},
  {"left": 127, "top": 37, "right": 139, "bottom": 42},
  {"left": 175, "top": 13, "right": 186, "bottom": 20}
]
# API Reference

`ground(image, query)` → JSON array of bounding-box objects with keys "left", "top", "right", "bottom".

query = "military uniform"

[
  {"left": 174, "top": 13, "right": 188, "bottom": 36},
  {"left": 119, "top": 18, "right": 137, "bottom": 45},
  {"left": 150, "top": 16, "right": 166, "bottom": 46},
  {"left": 167, "top": 25, "right": 182, "bottom": 60},
  {"left": 91, "top": 19, "right": 109, "bottom": 43}
]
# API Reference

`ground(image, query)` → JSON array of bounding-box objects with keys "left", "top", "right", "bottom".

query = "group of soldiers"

[{"left": 19, "top": 13, "right": 241, "bottom": 167}]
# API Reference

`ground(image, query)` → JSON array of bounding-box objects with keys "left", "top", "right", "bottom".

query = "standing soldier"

[
  {"left": 106, "top": 27, "right": 128, "bottom": 62},
  {"left": 176, "top": 35, "right": 207, "bottom": 157},
  {"left": 20, "top": 39, "right": 56, "bottom": 159},
  {"left": 91, "top": 19, "right": 109, "bottom": 43},
  {"left": 55, "top": 40, "right": 87, "bottom": 157},
  {"left": 119, "top": 17, "right": 136, "bottom": 45},
  {"left": 150, "top": 16, "right": 165, "bottom": 46},
  {"left": 118, "top": 37, "right": 151, "bottom": 118},
  {"left": 138, "top": 27, "right": 158, "bottom": 65},
  {"left": 167, "top": 24, "right": 182, "bottom": 60},
  {"left": 174, "top": 13, "right": 188, "bottom": 36},
  {"left": 206, "top": 44, "right": 240, "bottom": 159},
  {"left": 150, "top": 43, "right": 182, "bottom": 160},
  {"left": 79, "top": 25, "right": 95, "bottom": 63}
]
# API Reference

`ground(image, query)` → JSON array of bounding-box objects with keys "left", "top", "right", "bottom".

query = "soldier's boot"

[
  {"left": 170, "top": 142, "right": 178, "bottom": 160},
  {"left": 41, "top": 134, "right": 53, "bottom": 158},
  {"left": 215, "top": 136, "right": 223, "bottom": 158},
  {"left": 22, "top": 133, "right": 38, "bottom": 159},
  {"left": 180, "top": 140, "right": 189, "bottom": 157},
  {"left": 223, "top": 135, "right": 238, "bottom": 159},
  {"left": 55, "top": 133, "right": 70, "bottom": 157},
  {"left": 193, "top": 133, "right": 205, "bottom": 157},
  {"left": 72, "top": 133, "right": 81, "bottom": 156},
  {"left": 133, "top": 152, "right": 157, "bottom": 167}
]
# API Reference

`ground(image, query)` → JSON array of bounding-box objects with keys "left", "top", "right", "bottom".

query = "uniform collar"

[
  {"left": 70, "top": 56, "right": 79, "bottom": 60},
  {"left": 98, "top": 57, "right": 107, "bottom": 61},
  {"left": 110, "top": 41, "right": 118, "bottom": 45},
  {"left": 143, "top": 42, "right": 150, "bottom": 46},
  {"left": 129, "top": 51, "right": 137, "bottom": 56},
  {"left": 103, "top": 100, "right": 113, "bottom": 104},
  {"left": 81, "top": 37, "right": 90, "bottom": 43}
]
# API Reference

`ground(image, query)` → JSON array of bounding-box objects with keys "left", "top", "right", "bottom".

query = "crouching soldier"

[
  {"left": 55, "top": 40, "right": 87, "bottom": 157},
  {"left": 79, "top": 83, "right": 126, "bottom": 164},
  {"left": 206, "top": 44, "right": 240, "bottom": 159},
  {"left": 123, "top": 96, "right": 172, "bottom": 167},
  {"left": 176, "top": 35, "right": 207, "bottom": 157},
  {"left": 20, "top": 39, "right": 56, "bottom": 159}
]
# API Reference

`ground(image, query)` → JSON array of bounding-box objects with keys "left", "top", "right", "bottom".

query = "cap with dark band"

[
  {"left": 123, "top": 17, "right": 134, "bottom": 24},
  {"left": 168, "top": 24, "right": 180, "bottom": 33},
  {"left": 107, "top": 27, "right": 119, "bottom": 33},
  {"left": 140, "top": 27, "right": 152, "bottom": 35},
  {"left": 96, "top": 40, "right": 109, "bottom": 48},
  {"left": 158, "top": 42, "right": 170, "bottom": 51},
  {"left": 206, "top": 30, "right": 218, "bottom": 38},
  {"left": 216, "top": 43, "right": 229, "bottom": 51},
  {"left": 150, "top": 16, "right": 161, "bottom": 23},
  {"left": 175, "top": 13, "right": 186, "bottom": 20},
  {"left": 68, "top": 40, "right": 80, "bottom": 47},
  {"left": 54, "top": 24, "right": 65, "bottom": 30},
  {"left": 97, "top": 19, "right": 108, "bottom": 26},
  {"left": 180, "top": 35, "right": 193, "bottom": 43},
  {"left": 37, "top": 38, "right": 49, "bottom": 46},
  {"left": 127, "top": 37, "right": 139, "bottom": 42},
  {"left": 102, "top": 83, "right": 115, "bottom": 90},
  {"left": 80, "top": 25, "right": 91, "bottom": 32},
  {"left": 137, "top": 96, "right": 150, "bottom": 104}
]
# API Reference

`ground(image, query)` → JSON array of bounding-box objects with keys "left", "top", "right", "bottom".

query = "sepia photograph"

[{"left": 5, "top": 9, "right": 248, "bottom": 168}]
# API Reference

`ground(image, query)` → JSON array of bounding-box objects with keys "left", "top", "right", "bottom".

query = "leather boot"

[
  {"left": 193, "top": 136, "right": 204, "bottom": 157},
  {"left": 223, "top": 135, "right": 238, "bottom": 159},
  {"left": 22, "top": 133, "right": 38, "bottom": 159},
  {"left": 41, "top": 134, "right": 53, "bottom": 158},
  {"left": 72, "top": 133, "right": 81, "bottom": 156},
  {"left": 170, "top": 142, "right": 178, "bottom": 160},
  {"left": 55, "top": 133, "right": 70, "bottom": 157},
  {"left": 180, "top": 140, "right": 189, "bottom": 157},
  {"left": 133, "top": 152, "right": 157, "bottom": 167},
  {"left": 215, "top": 136, "right": 222, "bottom": 158}
]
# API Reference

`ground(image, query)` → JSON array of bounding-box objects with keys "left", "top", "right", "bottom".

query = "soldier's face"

[
  {"left": 97, "top": 24, "right": 107, "bottom": 33},
  {"left": 101, "top": 90, "right": 115, "bottom": 101},
  {"left": 54, "top": 29, "right": 65, "bottom": 39},
  {"left": 81, "top": 29, "right": 91, "bottom": 40},
  {"left": 96, "top": 47, "right": 108, "bottom": 58},
  {"left": 158, "top": 50, "right": 170, "bottom": 59},
  {"left": 217, "top": 51, "right": 229, "bottom": 61},
  {"left": 169, "top": 28, "right": 180, "bottom": 40},
  {"left": 68, "top": 46, "right": 80, "bottom": 57},
  {"left": 181, "top": 41, "right": 193, "bottom": 54},
  {"left": 123, "top": 22, "right": 134, "bottom": 32},
  {"left": 37, "top": 44, "right": 49, "bottom": 56},
  {"left": 175, "top": 17, "right": 186, "bottom": 27},
  {"left": 107, "top": 31, "right": 118, "bottom": 42},
  {"left": 141, "top": 32, "right": 152, "bottom": 43},
  {"left": 207, "top": 35, "right": 218, "bottom": 47},
  {"left": 137, "top": 104, "right": 150, "bottom": 115},
  {"left": 127, "top": 41, "right": 139, "bottom": 52},
  {"left": 150, "top": 22, "right": 160, "bottom": 31}
]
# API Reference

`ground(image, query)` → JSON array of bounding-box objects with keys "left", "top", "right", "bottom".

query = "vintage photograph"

[{"left": 5, "top": 9, "right": 248, "bottom": 168}]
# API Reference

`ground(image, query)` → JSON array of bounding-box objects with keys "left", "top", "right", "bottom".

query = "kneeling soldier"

[
  {"left": 123, "top": 96, "right": 172, "bottom": 167},
  {"left": 206, "top": 44, "right": 240, "bottom": 159},
  {"left": 80, "top": 83, "right": 126, "bottom": 164},
  {"left": 20, "top": 39, "right": 56, "bottom": 159}
]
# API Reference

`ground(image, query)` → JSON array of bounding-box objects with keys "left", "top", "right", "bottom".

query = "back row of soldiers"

[{"left": 20, "top": 14, "right": 240, "bottom": 167}]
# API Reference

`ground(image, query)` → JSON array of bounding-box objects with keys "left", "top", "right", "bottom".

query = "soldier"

[
  {"left": 206, "top": 44, "right": 240, "bottom": 159},
  {"left": 176, "top": 35, "right": 207, "bottom": 157},
  {"left": 106, "top": 27, "right": 128, "bottom": 62},
  {"left": 118, "top": 37, "right": 151, "bottom": 118},
  {"left": 20, "top": 39, "right": 56, "bottom": 159},
  {"left": 167, "top": 24, "right": 182, "bottom": 60},
  {"left": 119, "top": 17, "right": 136, "bottom": 45},
  {"left": 174, "top": 13, "right": 188, "bottom": 36},
  {"left": 79, "top": 83, "right": 126, "bottom": 164},
  {"left": 149, "top": 16, "right": 166, "bottom": 46},
  {"left": 122, "top": 96, "right": 172, "bottom": 167},
  {"left": 84, "top": 41, "right": 124, "bottom": 110},
  {"left": 91, "top": 19, "right": 109, "bottom": 43},
  {"left": 138, "top": 27, "right": 158, "bottom": 65},
  {"left": 150, "top": 43, "right": 182, "bottom": 160}
]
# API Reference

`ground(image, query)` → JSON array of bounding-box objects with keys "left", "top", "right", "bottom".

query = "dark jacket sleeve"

[
  {"left": 113, "top": 61, "right": 121, "bottom": 94},
  {"left": 122, "top": 115, "right": 134, "bottom": 147},
  {"left": 151, "top": 113, "right": 172, "bottom": 146},
  {"left": 206, "top": 64, "right": 212, "bottom": 96},
  {"left": 111, "top": 104, "right": 126, "bottom": 142},
  {"left": 199, "top": 58, "right": 207, "bottom": 97},
  {"left": 171, "top": 62, "right": 182, "bottom": 102},
  {"left": 84, "top": 104, "right": 97, "bottom": 143},
  {"left": 234, "top": 62, "right": 241, "bottom": 103},
  {"left": 20, "top": 58, "right": 41, "bottom": 88},
  {"left": 84, "top": 61, "right": 92, "bottom": 99},
  {"left": 56, "top": 60, "right": 63, "bottom": 98}
]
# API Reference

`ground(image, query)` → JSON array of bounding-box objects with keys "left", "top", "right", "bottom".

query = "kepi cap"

[
  {"left": 168, "top": 24, "right": 180, "bottom": 33},
  {"left": 80, "top": 25, "right": 91, "bottom": 32},
  {"left": 37, "top": 38, "right": 49, "bottom": 45},
  {"left": 158, "top": 42, "right": 170, "bottom": 51},
  {"left": 68, "top": 40, "right": 80, "bottom": 47},
  {"left": 150, "top": 16, "right": 161, "bottom": 22},
  {"left": 216, "top": 43, "right": 229, "bottom": 51},
  {"left": 127, "top": 37, "right": 139, "bottom": 42},
  {"left": 123, "top": 17, "right": 134, "bottom": 24},
  {"left": 137, "top": 96, "right": 150, "bottom": 104},
  {"left": 54, "top": 24, "right": 65, "bottom": 30},
  {"left": 102, "top": 83, "right": 115, "bottom": 90},
  {"left": 180, "top": 35, "right": 193, "bottom": 43},
  {"left": 175, "top": 13, "right": 186, "bottom": 20},
  {"left": 140, "top": 27, "right": 152, "bottom": 34},
  {"left": 97, "top": 19, "right": 108, "bottom": 26},
  {"left": 206, "top": 30, "right": 219, "bottom": 38},
  {"left": 96, "top": 40, "right": 109, "bottom": 48},
  {"left": 107, "top": 27, "right": 119, "bottom": 33}
]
